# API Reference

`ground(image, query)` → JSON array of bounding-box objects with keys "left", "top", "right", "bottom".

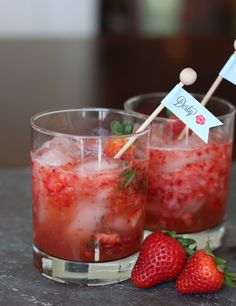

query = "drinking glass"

[
  {"left": 31, "top": 108, "right": 150, "bottom": 285},
  {"left": 124, "top": 93, "right": 235, "bottom": 249}
]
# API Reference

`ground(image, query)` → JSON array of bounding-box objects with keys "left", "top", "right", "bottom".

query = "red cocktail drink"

[
  {"left": 32, "top": 138, "right": 148, "bottom": 262},
  {"left": 31, "top": 108, "right": 150, "bottom": 284},
  {"left": 146, "top": 131, "right": 232, "bottom": 233},
  {"left": 124, "top": 93, "right": 235, "bottom": 247}
]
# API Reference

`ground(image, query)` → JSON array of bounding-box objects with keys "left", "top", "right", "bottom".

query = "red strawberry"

[
  {"left": 131, "top": 231, "right": 195, "bottom": 288},
  {"left": 176, "top": 243, "right": 236, "bottom": 294},
  {"left": 104, "top": 138, "right": 134, "bottom": 160}
]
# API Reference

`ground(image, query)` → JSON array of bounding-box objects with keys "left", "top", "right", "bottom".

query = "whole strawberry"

[
  {"left": 131, "top": 231, "right": 195, "bottom": 288},
  {"left": 176, "top": 243, "right": 236, "bottom": 294}
]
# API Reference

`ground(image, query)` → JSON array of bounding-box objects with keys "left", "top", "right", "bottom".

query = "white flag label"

[
  {"left": 161, "top": 84, "right": 223, "bottom": 143},
  {"left": 219, "top": 55, "right": 236, "bottom": 85}
]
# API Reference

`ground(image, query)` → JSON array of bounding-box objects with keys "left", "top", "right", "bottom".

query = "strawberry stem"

[
  {"left": 165, "top": 231, "right": 196, "bottom": 256},
  {"left": 165, "top": 231, "right": 176, "bottom": 239},
  {"left": 205, "top": 240, "right": 213, "bottom": 256}
]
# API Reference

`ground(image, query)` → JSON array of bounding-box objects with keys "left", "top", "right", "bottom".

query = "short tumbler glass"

[
  {"left": 124, "top": 93, "right": 235, "bottom": 249},
  {"left": 31, "top": 108, "right": 150, "bottom": 285}
]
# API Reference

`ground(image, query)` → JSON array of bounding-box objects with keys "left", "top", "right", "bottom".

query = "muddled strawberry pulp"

[
  {"left": 145, "top": 126, "right": 232, "bottom": 233},
  {"left": 31, "top": 137, "right": 148, "bottom": 262}
]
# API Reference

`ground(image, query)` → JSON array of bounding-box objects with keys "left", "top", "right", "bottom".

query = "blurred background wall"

[
  {"left": 0, "top": 0, "right": 235, "bottom": 38},
  {"left": 100, "top": 0, "right": 235, "bottom": 37},
  {"left": 0, "top": 0, "right": 236, "bottom": 167},
  {"left": 0, "top": 0, "right": 99, "bottom": 38}
]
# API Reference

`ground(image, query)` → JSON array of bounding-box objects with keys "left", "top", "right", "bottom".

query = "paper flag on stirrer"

[
  {"left": 178, "top": 40, "right": 236, "bottom": 140},
  {"left": 114, "top": 68, "right": 197, "bottom": 159},
  {"left": 114, "top": 68, "right": 222, "bottom": 159},
  {"left": 161, "top": 84, "right": 223, "bottom": 143},
  {"left": 219, "top": 40, "right": 236, "bottom": 85}
]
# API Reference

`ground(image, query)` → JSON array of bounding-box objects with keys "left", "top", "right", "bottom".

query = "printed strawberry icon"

[
  {"left": 176, "top": 242, "right": 236, "bottom": 294},
  {"left": 131, "top": 231, "right": 195, "bottom": 288},
  {"left": 196, "top": 114, "right": 206, "bottom": 125}
]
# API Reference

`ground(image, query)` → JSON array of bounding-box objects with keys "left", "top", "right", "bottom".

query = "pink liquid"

[{"left": 145, "top": 131, "right": 232, "bottom": 233}]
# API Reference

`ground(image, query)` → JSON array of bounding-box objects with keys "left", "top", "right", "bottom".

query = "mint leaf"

[
  {"left": 122, "top": 121, "right": 133, "bottom": 134},
  {"left": 111, "top": 121, "right": 123, "bottom": 135},
  {"left": 166, "top": 109, "right": 173, "bottom": 118},
  {"left": 111, "top": 120, "right": 133, "bottom": 135},
  {"left": 118, "top": 167, "right": 137, "bottom": 190}
]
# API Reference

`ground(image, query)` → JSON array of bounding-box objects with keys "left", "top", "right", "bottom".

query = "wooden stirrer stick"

[
  {"left": 114, "top": 68, "right": 197, "bottom": 159},
  {"left": 178, "top": 40, "right": 236, "bottom": 140}
]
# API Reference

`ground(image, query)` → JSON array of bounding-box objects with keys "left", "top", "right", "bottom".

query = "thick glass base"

[
  {"left": 144, "top": 223, "right": 225, "bottom": 250},
  {"left": 33, "top": 245, "right": 138, "bottom": 286}
]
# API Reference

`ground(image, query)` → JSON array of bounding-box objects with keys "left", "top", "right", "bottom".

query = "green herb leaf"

[
  {"left": 111, "top": 120, "right": 134, "bottom": 135},
  {"left": 111, "top": 121, "right": 124, "bottom": 135},
  {"left": 122, "top": 121, "right": 133, "bottom": 134},
  {"left": 166, "top": 109, "right": 173, "bottom": 118},
  {"left": 118, "top": 167, "right": 137, "bottom": 190}
]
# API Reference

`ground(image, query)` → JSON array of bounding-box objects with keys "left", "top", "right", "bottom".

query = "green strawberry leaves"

[
  {"left": 165, "top": 231, "right": 196, "bottom": 256},
  {"left": 224, "top": 271, "right": 236, "bottom": 287},
  {"left": 111, "top": 120, "right": 134, "bottom": 135},
  {"left": 204, "top": 241, "right": 236, "bottom": 287}
]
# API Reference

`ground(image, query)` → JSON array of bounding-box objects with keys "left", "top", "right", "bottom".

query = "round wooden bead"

[{"left": 179, "top": 68, "right": 197, "bottom": 85}]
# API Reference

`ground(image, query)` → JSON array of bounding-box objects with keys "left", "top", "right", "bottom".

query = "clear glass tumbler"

[
  {"left": 31, "top": 108, "right": 150, "bottom": 285},
  {"left": 124, "top": 93, "right": 235, "bottom": 249}
]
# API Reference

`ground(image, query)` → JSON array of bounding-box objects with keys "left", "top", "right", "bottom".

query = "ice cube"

[
  {"left": 176, "top": 132, "right": 205, "bottom": 149},
  {"left": 49, "top": 137, "right": 81, "bottom": 159},
  {"left": 151, "top": 132, "right": 212, "bottom": 173},
  {"left": 159, "top": 150, "right": 201, "bottom": 173},
  {"left": 111, "top": 217, "right": 130, "bottom": 232},
  {"left": 68, "top": 197, "right": 108, "bottom": 232},
  {"left": 75, "top": 157, "right": 120, "bottom": 175},
  {"left": 34, "top": 137, "right": 81, "bottom": 166}
]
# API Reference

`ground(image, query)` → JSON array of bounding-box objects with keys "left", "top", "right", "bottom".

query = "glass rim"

[
  {"left": 31, "top": 107, "right": 151, "bottom": 139},
  {"left": 124, "top": 92, "right": 236, "bottom": 122}
]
